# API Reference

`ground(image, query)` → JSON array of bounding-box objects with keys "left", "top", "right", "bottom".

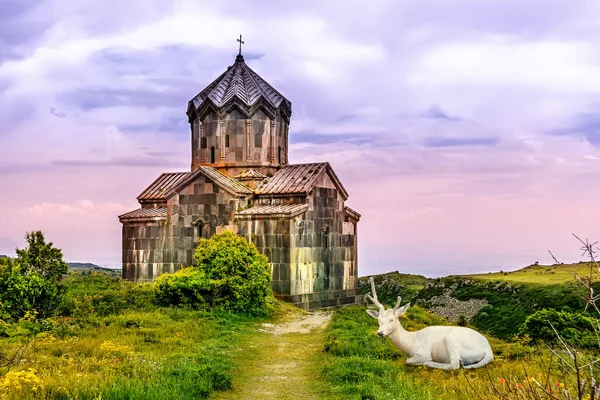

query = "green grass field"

[{"left": 464, "top": 262, "right": 600, "bottom": 284}]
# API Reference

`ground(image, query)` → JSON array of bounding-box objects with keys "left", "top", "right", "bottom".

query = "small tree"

[
  {"left": 16, "top": 231, "right": 68, "bottom": 282},
  {"left": 155, "top": 231, "right": 273, "bottom": 315},
  {"left": 0, "top": 231, "right": 68, "bottom": 321}
]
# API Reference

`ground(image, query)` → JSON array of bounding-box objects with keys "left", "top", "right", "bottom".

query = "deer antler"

[
  {"left": 365, "top": 277, "right": 384, "bottom": 310},
  {"left": 393, "top": 296, "right": 402, "bottom": 312}
]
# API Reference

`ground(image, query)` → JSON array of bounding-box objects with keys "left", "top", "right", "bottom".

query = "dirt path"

[{"left": 216, "top": 311, "right": 333, "bottom": 400}]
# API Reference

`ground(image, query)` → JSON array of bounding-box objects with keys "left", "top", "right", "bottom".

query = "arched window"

[
  {"left": 210, "top": 146, "right": 215, "bottom": 163},
  {"left": 196, "top": 219, "right": 205, "bottom": 239},
  {"left": 278, "top": 146, "right": 282, "bottom": 164}
]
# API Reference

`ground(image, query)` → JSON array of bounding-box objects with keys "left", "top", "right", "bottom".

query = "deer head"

[{"left": 365, "top": 277, "right": 410, "bottom": 337}]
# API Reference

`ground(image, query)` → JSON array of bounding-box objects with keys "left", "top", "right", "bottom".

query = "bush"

[
  {"left": 155, "top": 231, "right": 273, "bottom": 315},
  {"left": 58, "top": 274, "right": 156, "bottom": 317},
  {"left": 0, "top": 231, "right": 71, "bottom": 322},
  {"left": 518, "top": 308, "right": 598, "bottom": 348}
]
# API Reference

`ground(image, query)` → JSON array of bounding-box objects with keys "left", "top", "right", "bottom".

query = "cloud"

[
  {"left": 551, "top": 110, "right": 600, "bottom": 146},
  {"left": 2, "top": 0, "right": 600, "bottom": 274},
  {"left": 52, "top": 156, "right": 186, "bottom": 168},
  {"left": 423, "top": 137, "right": 499, "bottom": 148}
]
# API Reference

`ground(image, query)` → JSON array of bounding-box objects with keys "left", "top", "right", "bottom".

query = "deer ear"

[
  {"left": 394, "top": 303, "right": 410, "bottom": 317},
  {"left": 366, "top": 309, "right": 379, "bottom": 319}
]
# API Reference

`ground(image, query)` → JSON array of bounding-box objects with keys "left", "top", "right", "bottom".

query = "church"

[{"left": 118, "top": 41, "right": 361, "bottom": 309}]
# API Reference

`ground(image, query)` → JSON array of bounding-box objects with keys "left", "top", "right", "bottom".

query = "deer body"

[{"left": 365, "top": 278, "right": 493, "bottom": 370}]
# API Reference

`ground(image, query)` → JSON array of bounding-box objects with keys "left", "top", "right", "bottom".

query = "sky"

[{"left": 1, "top": 0, "right": 600, "bottom": 277}]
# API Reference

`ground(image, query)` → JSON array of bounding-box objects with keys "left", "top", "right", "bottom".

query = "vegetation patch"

[{"left": 155, "top": 231, "right": 273, "bottom": 315}]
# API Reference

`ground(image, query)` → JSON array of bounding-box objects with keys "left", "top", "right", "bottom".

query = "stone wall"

[
  {"left": 123, "top": 172, "right": 248, "bottom": 282},
  {"left": 122, "top": 220, "right": 171, "bottom": 281},
  {"left": 167, "top": 174, "right": 246, "bottom": 268},
  {"left": 236, "top": 217, "right": 292, "bottom": 296},
  {"left": 191, "top": 109, "right": 288, "bottom": 170}
]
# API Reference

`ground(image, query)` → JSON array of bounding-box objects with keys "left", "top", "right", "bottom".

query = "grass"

[
  {"left": 0, "top": 273, "right": 264, "bottom": 399},
  {"left": 321, "top": 305, "right": 594, "bottom": 399},
  {"left": 464, "top": 262, "right": 600, "bottom": 284},
  {"left": 216, "top": 303, "right": 335, "bottom": 400}
]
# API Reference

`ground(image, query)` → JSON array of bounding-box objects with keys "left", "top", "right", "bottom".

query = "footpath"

[{"left": 216, "top": 311, "right": 333, "bottom": 400}]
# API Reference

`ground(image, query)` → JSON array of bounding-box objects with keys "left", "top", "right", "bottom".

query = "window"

[
  {"left": 201, "top": 137, "right": 207, "bottom": 149},
  {"left": 278, "top": 146, "right": 282, "bottom": 164},
  {"left": 225, "top": 135, "right": 230, "bottom": 147},
  {"left": 210, "top": 146, "right": 215, "bottom": 163},
  {"left": 322, "top": 225, "right": 330, "bottom": 249},
  {"left": 198, "top": 221, "right": 204, "bottom": 238}
]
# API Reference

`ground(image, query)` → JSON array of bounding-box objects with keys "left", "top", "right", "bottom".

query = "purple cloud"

[{"left": 1, "top": 0, "right": 600, "bottom": 276}]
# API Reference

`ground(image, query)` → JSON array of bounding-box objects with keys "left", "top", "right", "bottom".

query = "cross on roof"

[{"left": 237, "top": 34, "right": 245, "bottom": 56}]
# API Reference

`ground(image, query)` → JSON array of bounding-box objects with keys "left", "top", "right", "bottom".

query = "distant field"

[{"left": 464, "top": 262, "right": 600, "bottom": 284}]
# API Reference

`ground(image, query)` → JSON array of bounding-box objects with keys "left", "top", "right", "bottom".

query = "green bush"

[
  {"left": 155, "top": 231, "right": 273, "bottom": 315},
  {"left": 518, "top": 308, "right": 598, "bottom": 348},
  {"left": 0, "top": 231, "right": 69, "bottom": 321},
  {"left": 58, "top": 274, "right": 156, "bottom": 317}
]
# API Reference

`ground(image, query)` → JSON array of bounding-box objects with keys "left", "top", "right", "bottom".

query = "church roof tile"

[
  {"left": 255, "top": 162, "right": 349, "bottom": 199},
  {"left": 119, "top": 207, "right": 167, "bottom": 221},
  {"left": 187, "top": 55, "right": 291, "bottom": 121},
  {"left": 137, "top": 172, "right": 190, "bottom": 202}
]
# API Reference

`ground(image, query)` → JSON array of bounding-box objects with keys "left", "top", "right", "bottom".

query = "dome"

[{"left": 187, "top": 54, "right": 292, "bottom": 123}]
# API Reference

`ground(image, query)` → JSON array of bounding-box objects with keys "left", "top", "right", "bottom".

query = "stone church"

[{"left": 119, "top": 47, "right": 361, "bottom": 309}]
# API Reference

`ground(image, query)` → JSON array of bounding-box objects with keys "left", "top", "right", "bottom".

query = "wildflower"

[
  {"left": 556, "top": 382, "right": 564, "bottom": 387},
  {"left": 114, "top": 358, "right": 120, "bottom": 363},
  {"left": 499, "top": 378, "right": 506, "bottom": 384}
]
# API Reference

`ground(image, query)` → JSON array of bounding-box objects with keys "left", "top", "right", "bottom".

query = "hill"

[
  {"left": 464, "top": 261, "right": 599, "bottom": 284},
  {"left": 68, "top": 262, "right": 121, "bottom": 275},
  {"left": 362, "top": 262, "right": 597, "bottom": 340}
]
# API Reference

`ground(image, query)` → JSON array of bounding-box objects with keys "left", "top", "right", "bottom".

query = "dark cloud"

[
  {"left": 422, "top": 105, "right": 461, "bottom": 121},
  {"left": 51, "top": 157, "right": 186, "bottom": 168},
  {"left": 291, "top": 131, "right": 377, "bottom": 145},
  {"left": 551, "top": 112, "right": 600, "bottom": 146},
  {"left": 0, "top": 0, "right": 51, "bottom": 64},
  {"left": 50, "top": 107, "right": 66, "bottom": 118},
  {"left": 422, "top": 137, "right": 499, "bottom": 147}
]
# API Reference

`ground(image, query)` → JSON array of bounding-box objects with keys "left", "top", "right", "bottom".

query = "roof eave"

[{"left": 119, "top": 215, "right": 167, "bottom": 223}]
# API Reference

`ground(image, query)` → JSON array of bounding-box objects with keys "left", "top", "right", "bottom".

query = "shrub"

[
  {"left": 518, "top": 308, "right": 598, "bottom": 348},
  {"left": 155, "top": 231, "right": 273, "bottom": 315},
  {"left": 0, "top": 231, "right": 68, "bottom": 321}
]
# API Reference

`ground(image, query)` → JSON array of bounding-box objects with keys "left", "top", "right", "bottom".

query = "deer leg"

[
  {"left": 423, "top": 359, "right": 460, "bottom": 370},
  {"left": 424, "top": 346, "right": 461, "bottom": 370},
  {"left": 405, "top": 356, "right": 429, "bottom": 365}
]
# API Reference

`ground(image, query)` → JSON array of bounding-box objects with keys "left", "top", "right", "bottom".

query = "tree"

[
  {"left": 0, "top": 231, "right": 68, "bottom": 321},
  {"left": 15, "top": 231, "right": 68, "bottom": 282},
  {"left": 155, "top": 231, "right": 273, "bottom": 315}
]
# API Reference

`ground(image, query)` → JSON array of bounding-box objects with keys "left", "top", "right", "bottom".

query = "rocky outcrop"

[{"left": 421, "top": 291, "right": 488, "bottom": 322}]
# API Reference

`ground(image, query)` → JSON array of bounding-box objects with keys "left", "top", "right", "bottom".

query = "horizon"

[{"left": 1, "top": 1, "right": 599, "bottom": 278}]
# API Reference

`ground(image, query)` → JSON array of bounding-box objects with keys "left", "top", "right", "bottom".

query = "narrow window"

[
  {"left": 198, "top": 221, "right": 204, "bottom": 238},
  {"left": 225, "top": 135, "right": 230, "bottom": 148},
  {"left": 210, "top": 146, "right": 215, "bottom": 163},
  {"left": 201, "top": 137, "right": 207, "bottom": 149},
  {"left": 322, "top": 225, "right": 330, "bottom": 249},
  {"left": 278, "top": 146, "right": 282, "bottom": 164}
]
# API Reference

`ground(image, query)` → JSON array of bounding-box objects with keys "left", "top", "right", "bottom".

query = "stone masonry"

[{"left": 119, "top": 50, "right": 360, "bottom": 309}]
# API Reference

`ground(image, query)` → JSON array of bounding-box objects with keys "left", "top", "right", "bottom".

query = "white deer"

[{"left": 365, "top": 277, "right": 493, "bottom": 370}]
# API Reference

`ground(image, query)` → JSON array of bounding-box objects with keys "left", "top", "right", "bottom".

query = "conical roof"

[{"left": 187, "top": 54, "right": 292, "bottom": 122}]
